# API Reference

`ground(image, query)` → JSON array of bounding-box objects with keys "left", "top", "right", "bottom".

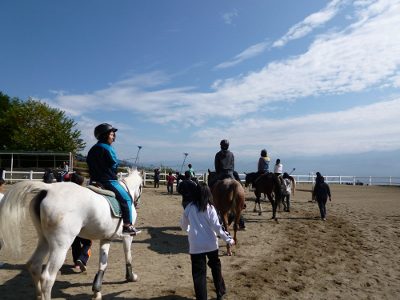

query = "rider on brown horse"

[{"left": 211, "top": 139, "right": 245, "bottom": 230}]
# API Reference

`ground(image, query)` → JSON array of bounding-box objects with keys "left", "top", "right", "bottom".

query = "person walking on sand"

[
  {"left": 180, "top": 183, "right": 235, "bottom": 300},
  {"left": 312, "top": 172, "right": 332, "bottom": 221}
]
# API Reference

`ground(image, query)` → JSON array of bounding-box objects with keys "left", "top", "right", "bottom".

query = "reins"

[{"left": 121, "top": 177, "right": 142, "bottom": 208}]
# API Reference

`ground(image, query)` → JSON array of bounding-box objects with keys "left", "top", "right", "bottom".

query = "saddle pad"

[{"left": 103, "top": 195, "right": 122, "bottom": 218}]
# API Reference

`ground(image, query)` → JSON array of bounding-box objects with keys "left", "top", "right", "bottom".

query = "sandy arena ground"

[{"left": 1, "top": 183, "right": 400, "bottom": 299}]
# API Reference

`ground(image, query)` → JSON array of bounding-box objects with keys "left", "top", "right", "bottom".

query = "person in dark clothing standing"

[
  {"left": 177, "top": 171, "right": 198, "bottom": 208},
  {"left": 154, "top": 168, "right": 160, "bottom": 188},
  {"left": 312, "top": 172, "right": 332, "bottom": 221},
  {"left": 86, "top": 123, "right": 140, "bottom": 235}
]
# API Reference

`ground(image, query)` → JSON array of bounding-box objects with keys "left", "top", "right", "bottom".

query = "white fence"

[
  {"left": 2, "top": 170, "right": 400, "bottom": 186},
  {"left": 139, "top": 172, "right": 400, "bottom": 187}
]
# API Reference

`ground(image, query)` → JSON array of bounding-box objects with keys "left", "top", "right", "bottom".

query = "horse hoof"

[
  {"left": 127, "top": 273, "right": 138, "bottom": 282},
  {"left": 253, "top": 208, "right": 257, "bottom": 213},
  {"left": 258, "top": 212, "right": 262, "bottom": 216},
  {"left": 92, "top": 291, "right": 102, "bottom": 300}
]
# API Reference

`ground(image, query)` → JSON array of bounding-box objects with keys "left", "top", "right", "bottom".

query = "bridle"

[{"left": 121, "top": 178, "right": 142, "bottom": 208}]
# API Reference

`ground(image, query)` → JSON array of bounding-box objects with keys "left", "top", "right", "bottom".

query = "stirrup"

[{"left": 122, "top": 225, "right": 141, "bottom": 236}]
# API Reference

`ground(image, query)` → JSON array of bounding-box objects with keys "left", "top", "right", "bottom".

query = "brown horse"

[
  {"left": 208, "top": 170, "right": 245, "bottom": 256},
  {"left": 252, "top": 172, "right": 283, "bottom": 220}
]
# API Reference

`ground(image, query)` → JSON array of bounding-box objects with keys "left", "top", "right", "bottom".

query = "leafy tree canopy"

[{"left": 0, "top": 91, "right": 86, "bottom": 153}]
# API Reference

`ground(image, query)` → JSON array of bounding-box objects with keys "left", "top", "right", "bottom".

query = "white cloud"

[
  {"left": 192, "top": 98, "right": 400, "bottom": 156},
  {"left": 222, "top": 9, "right": 238, "bottom": 25},
  {"left": 215, "top": 41, "right": 270, "bottom": 69},
  {"left": 215, "top": 0, "right": 346, "bottom": 70},
  {"left": 273, "top": 0, "right": 347, "bottom": 48}
]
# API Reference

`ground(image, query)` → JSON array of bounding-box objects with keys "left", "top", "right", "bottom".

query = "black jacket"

[
  {"left": 313, "top": 182, "right": 331, "bottom": 201},
  {"left": 177, "top": 179, "right": 198, "bottom": 208},
  {"left": 214, "top": 149, "right": 234, "bottom": 178}
]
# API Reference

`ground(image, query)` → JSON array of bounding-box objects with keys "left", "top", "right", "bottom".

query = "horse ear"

[{"left": 126, "top": 167, "right": 132, "bottom": 174}]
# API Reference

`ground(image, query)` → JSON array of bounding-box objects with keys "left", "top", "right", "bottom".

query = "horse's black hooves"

[{"left": 258, "top": 212, "right": 262, "bottom": 216}]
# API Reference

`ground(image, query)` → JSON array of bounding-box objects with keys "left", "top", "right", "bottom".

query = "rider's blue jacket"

[{"left": 86, "top": 142, "right": 119, "bottom": 182}]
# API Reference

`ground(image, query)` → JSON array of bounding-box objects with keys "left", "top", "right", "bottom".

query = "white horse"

[{"left": 0, "top": 168, "right": 143, "bottom": 300}]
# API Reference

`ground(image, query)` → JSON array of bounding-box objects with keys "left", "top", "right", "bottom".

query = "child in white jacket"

[{"left": 180, "top": 183, "right": 234, "bottom": 300}]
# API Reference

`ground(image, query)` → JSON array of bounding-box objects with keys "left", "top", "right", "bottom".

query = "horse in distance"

[{"left": 252, "top": 172, "right": 283, "bottom": 220}]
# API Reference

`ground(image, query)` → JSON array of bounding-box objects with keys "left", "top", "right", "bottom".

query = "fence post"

[
  {"left": 369, "top": 176, "right": 372, "bottom": 186},
  {"left": 353, "top": 176, "right": 356, "bottom": 185},
  {"left": 389, "top": 176, "right": 392, "bottom": 186},
  {"left": 30, "top": 170, "right": 34, "bottom": 180}
]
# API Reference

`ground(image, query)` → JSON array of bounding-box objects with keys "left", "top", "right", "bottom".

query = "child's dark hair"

[{"left": 193, "top": 182, "right": 213, "bottom": 212}]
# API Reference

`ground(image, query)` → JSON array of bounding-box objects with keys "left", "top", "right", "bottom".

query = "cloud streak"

[
  {"left": 273, "top": 0, "right": 347, "bottom": 48},
  {"left": 214, "top": 41, "right": 269, "bottom": 69}
]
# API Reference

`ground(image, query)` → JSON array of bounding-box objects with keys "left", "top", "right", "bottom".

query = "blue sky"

[{"left": 1, "top": 0, "right": 400, "bottom": 176}]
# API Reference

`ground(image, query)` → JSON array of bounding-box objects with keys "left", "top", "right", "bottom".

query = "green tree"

[{"left": 0, "top": 92, "right": 85, "bottom": 152}]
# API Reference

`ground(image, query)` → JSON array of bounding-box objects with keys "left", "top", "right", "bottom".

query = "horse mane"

[{"left": 123, "top": 169, "right": 142, "bottom": 187}]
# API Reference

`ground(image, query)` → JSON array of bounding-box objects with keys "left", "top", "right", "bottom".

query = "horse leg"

[
  {"left": 254, "top": 192, "right": 262, "bottom": 215},
  {"left": 92, "top": 240, "right": 111, "bottom": 300},
  {"left": 233, "top": 211, "right": 241, "bottom": 245},
  {"left": 40, "top": 244, "right": 70, "bottom": 300},
  {"left": 122, "top": 235, "right": 138, "bottom": 282},
  {"left": 26, "top": 237, "right": 49, "bottom": 300},
  {"left": 267, "top": 193, "right": 277, "bottom": 221},
  {"left": 221, "top": 213, "right": 233, "bottom": 256}
]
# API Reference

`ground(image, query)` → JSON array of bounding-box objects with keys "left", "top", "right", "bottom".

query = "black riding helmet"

[
  {"left": 94, "top": 123, "right": 118, "bottom": 141},
  {"left": 220, "top": 139, "right": 229, "bottom": 150}
]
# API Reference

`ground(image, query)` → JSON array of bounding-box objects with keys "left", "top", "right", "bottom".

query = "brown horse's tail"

[{"left": 227, "top": 182, "right": 237, "bottom": 214}]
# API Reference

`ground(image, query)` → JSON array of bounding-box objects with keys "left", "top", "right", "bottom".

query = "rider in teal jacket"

[{"left": 86, "top": 123, "right": 139, "bottom": 235}]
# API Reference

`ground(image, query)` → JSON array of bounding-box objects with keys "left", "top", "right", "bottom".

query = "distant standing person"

[
  {"left": 257, "top": 149, "right": 270, "bottom": 174},
  {"left": 188, "top": 163, "right": 195, "bottom": 178},
  {"left": 166, "top": 172, "right": 176, "bottom": 194},
  {"left": 180, "top": 183, "right": 235, "bottom": 300},
  {"left": 60, "top": 161, "right": 69, "bottom": 182},
  {"left": 312, "top": 172, "right": 332, "bottom": 221},
  {"left": 154, "top": 168, "right": 160, "bottom": 188},
  {"left": 274, "top": 159, "right": 283, "bottom": 176},
  {"left": 282, "top": 172, "right": 292, "bottom": 212},
  {"left": 69, "top": 173, "right": 92, "bottom": 272}
]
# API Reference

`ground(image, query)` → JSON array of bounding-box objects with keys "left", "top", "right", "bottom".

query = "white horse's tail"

[{"left": 0, "top": 181, "right": 50, "bottom": 256}]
